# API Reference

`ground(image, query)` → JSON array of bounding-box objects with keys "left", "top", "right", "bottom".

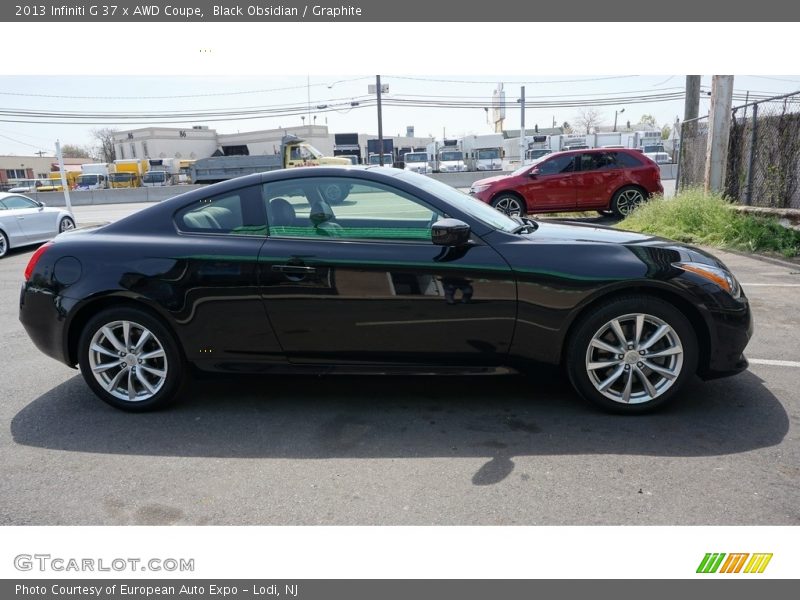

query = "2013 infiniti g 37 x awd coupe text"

[{"left": 20, "top": 167, "right": 752, "bottom": 413}]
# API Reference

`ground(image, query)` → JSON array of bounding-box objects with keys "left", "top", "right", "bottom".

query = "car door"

[
  {"left": 1, "top": 194, "right": 56, "bottom": 243},
  {"left": 0, "top": 199, "right": 28, "bottom": 248},
  {"left": 258, "top": 175, "right": 517, "bottom": 366},
  {"left": 573, "top": 152, "right": 626, "bottom": 208},
  {"left": 518, "top": 154, "right": 578, "bottom": 211}
]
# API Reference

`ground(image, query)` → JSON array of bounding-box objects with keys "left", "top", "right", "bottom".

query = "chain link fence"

[{"left": 678, "top": 90, "right": 800, "bottom": 208}]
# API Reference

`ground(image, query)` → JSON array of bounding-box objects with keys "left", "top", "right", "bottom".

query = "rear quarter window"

[{"left": 616, "top": 152, "right": 645, "bottom": 168}]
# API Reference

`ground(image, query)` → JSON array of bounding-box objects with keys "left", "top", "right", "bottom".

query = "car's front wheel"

[
  {"left": 491, "top": 194, "right": 525, "bottom": 217},
  {"left": 0, "top": 230, "right": 8, "bottom": 258},
  {"left": 565, "top": 296, "right": 698, "bottom": 413},
  {"left": 78, "top": 307, "right": 184, "bottom": 411},
  {"left": 611, "top": 186, "right": 646, "bottom": 218}
]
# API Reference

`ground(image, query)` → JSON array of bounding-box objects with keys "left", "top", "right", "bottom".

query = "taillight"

[{"left": 24, "top": 242, "right": 54, "bottom": 281}]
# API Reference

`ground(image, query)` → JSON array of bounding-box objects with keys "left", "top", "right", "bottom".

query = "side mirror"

[
  {"left": 529, "top": 168, "right": 540, "bottom": 177},
  {"left": 432, "top": 218, "right": 471, "bottom": 247},
  {"left": 36, "top": 200, "right": 46, "bottom": 207}
]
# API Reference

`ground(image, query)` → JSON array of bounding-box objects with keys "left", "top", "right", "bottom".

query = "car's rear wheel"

[
  {"left": 78, "top": 307, "right": 184, "bottom": 411},
  {"left": 491, "top": 194, "right": 525, "bottom": 217},
  {"left": 59, "top": 216, "right": 75, "bottom": 233},
  {"left": 0, "top": 230, "right": 8, "bottom": 258},
  {"left": 566, "top": 296, "right": 698, "bottom": 413},
  {"left": 611, "top": 186, "right": 646, "bottom": 218}
]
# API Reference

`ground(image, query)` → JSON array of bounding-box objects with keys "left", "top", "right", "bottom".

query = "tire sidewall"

[
  {"left": 77, "top": 307, "right": 183, "bottom": 411},
  {"left": 566, "top": 296, "right": 698, "bottom": 414},
  {"left": 0, "top": 230, "right": 8, "bottom": 258}
]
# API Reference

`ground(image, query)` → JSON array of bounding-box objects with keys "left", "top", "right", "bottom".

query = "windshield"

[
  {"left": 405, "top": 153, "right": 426, "bottom": 162},
  {"left": 77, "top": 175, "right": 98, "bottom": 185},
  {"left": 643, "top": 144, "right": 665, "bottom": 153},
  {"left": 143, "top": 172, "right": 166, "bottom": 182},
  {"left": 369, "top": 154, "right": 393, "bottom": 164},
  {"left": 396, "top": 171, "right": 519, "bottom": 233},
  {"left": 477, "top": 149, "right": 500, "bottom": 160},
  {"left": 526, "top": 149, "right": 550, "bottom": 160},
  {"left": 440, "top": 151, "right": 463, "bottom": 162},
  {"left": 110, "top": 173, "right": 134, "bottom": 182}
]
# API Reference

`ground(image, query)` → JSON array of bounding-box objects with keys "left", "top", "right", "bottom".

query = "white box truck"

[{"left": 461, "top": 134, "right": 504, "bottom": 171}]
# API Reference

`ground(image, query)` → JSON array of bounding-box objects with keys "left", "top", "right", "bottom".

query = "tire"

[
  {"left": 0, "top": 230, "right": 8, "bottom": 258},
  {"left": 491, "top": 194, "right": 526, "bottom": 217},
  {"left": 321, "top": 183, "right": 351, "bottom": 205},
  {"left": 610, "top": 186, "right": 646, "bottom": 218},
  {"left": 59, "top": 216, "right": 75, "bottom": 233},
  {"left": 565, "top": 295, "right": 698, "bottom": 414},
  {"left": 78, "top": 307, "right": 184, "bottom": 411}
]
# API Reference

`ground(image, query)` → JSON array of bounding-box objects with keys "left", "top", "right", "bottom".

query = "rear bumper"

[{"left": 19, "top": 283, "right": 72, "bottom": 366}]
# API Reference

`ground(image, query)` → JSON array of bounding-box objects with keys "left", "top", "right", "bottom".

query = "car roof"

[{"left": 0, "top": 191, "right": 32, "bottom": 199}]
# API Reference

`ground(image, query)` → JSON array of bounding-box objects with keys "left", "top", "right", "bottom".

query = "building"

[
  {"left": 112, "top": 125, "right": 433, "bottom": 163},
  {"left": 0, "top": 156, "right": 92, "bottom": 186}
]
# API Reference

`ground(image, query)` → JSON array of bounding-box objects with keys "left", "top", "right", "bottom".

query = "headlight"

[
  {"left": 675, "top": 262, "right": 741, "bottom": 298},
  {"left": 471, "top": 184, "right": 490, "bottom": 194}
]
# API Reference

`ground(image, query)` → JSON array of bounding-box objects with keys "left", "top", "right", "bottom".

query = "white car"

[{"left": 0, "top": 192, "right": 75, "bottom": 258}]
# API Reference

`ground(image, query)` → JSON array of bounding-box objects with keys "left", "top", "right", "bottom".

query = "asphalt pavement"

[{"left": 0, "top": 198, "right": 798, "bottom": 525}]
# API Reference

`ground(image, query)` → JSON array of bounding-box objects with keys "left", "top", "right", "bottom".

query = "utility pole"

[
  {"left": 704, "top": 75, "right": 734, "bottom": 194},
  {"left": 376, "top": 75, "right": 384, "bottom": 166},
  {"left": 684, "top": 75, "right": 701, "bottom": 137},
  {"left": 519, "top": 86, "right": 526, "bottom": 166},
  {"left": 55, "top": 140, "right": 72, "bottom": 214}
]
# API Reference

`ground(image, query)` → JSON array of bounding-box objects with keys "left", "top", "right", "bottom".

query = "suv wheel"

[
  {"left": 611, "top": 186, "right": 646, "bottom": 218},
  {"left": 491, "top": 194, "right": 525, "bottom": 217}
]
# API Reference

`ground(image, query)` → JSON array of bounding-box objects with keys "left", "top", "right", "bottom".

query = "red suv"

[{"left": 469, "top": 148, "right": 663, "bottom": 217}]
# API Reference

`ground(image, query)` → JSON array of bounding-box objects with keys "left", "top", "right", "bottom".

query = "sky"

[
  {"left": 2, "top": 74, "right": 799, "bottom": 157},
  {"left": 2, "top": 20, "right": 798, "bottom": 156}
]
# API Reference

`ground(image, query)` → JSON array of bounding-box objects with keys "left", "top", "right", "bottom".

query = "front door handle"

[{"left": 272, "top": 264, "right": 316, "bottom": 275}]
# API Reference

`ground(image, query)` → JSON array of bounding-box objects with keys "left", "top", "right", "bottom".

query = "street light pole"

[
  {"left": 519, "top": 86, "right": 526, "bottom": 166},
  {"left": 376, "top": 75, "right": 384, "bottom": 166},
  {"left": 614, "top": 107, "right": 625, "bottom": 132}
]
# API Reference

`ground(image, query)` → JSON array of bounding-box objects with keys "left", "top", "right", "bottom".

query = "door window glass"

[
  {"left": 537, "top": 155, "right": 575, "bottom": 175},
  {"left": 263, "top": 178, "right": 442, "bottom": 242},
  {"left": 1, "top": 195, "right": 38, "bottom": 209}
]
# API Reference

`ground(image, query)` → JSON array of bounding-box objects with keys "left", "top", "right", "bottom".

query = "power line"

[
  {"left": 0, "top": 77, "right": 372, "bottom": 100},
  {"left": 384, "top": 75, "right": 641, "bottom": 85}
]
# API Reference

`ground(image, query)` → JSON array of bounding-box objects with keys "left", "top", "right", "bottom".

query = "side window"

[
  {"left": 580, "top": 152, "right": 618, "bottom": 171},
  {"left": 263, "top": 178, "right": 442, "bottom": 242},
  {"left": 537, "top": 155, "right": 575, "bottom": 175},
  {"left": 616, "top": 152, "right": 645, "bottom": 168},
  {"left": 2, "top": 195, "right": 37, "bottom": 209},
  {"left": 175, "top": 186, "right": 266, "bottom": 236}
]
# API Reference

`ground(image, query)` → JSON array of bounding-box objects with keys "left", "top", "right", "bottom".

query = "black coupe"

[{"left": 20, "top": 167, "right": 752, "bottom": 413}]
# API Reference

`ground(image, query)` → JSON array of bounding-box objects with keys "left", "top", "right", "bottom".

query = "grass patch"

[{"left": 617, "top": 188, "right": 800, "bottom": 257}]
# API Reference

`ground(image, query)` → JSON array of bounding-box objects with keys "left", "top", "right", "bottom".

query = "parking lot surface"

[{"left": 0, "top": 202, "right": 797, "bottom": 525}]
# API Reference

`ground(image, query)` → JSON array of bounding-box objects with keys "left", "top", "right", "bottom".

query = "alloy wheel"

[
  {"left": 585, "top": 313, "right": 684, "bottom": 404},
  {"left": 87, "top": 320, "right": 168, "bottom": 402},
  {"left": 493, "top": 196, "right": 523, "bottom": 216},
  {"left": 60, "top": 217, "right": 75, "bottom": 233},
  {"left": 615, "top": 189, "right": 645, "bottom": 215}
]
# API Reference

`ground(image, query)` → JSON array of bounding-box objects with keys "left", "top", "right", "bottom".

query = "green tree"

[{"left": 661, "top": 124, "right": 671, "bottom": 140}]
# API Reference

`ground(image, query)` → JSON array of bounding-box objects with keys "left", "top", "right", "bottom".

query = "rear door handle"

[{"left": 272, "top": 264, "right": 316, "bottom": 274}]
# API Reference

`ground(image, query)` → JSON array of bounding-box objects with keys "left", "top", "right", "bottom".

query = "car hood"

[
  {"left": 530, "top": 220, "right": 657, "bottom": 244},
  {"left": 472, "top": 174, "right": 509, "bottom": 186},
  {"left": 511, "top": 220, "right": 727, "bottom": 268}
]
